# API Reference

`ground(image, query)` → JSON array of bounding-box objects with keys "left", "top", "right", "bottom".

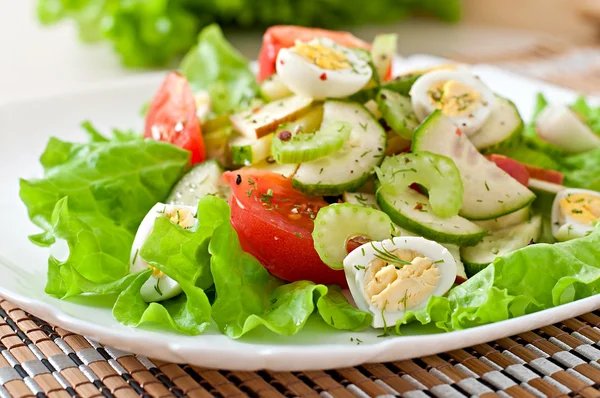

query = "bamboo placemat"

[{"left": 4, "top": 40, "right": 600, "bottom": 398}]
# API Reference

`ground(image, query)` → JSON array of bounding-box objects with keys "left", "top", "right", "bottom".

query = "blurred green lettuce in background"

[{"left": 36, "top": 0, "right": 461, "bottom": 68}]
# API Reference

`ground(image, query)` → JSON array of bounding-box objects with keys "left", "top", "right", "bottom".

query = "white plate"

[{"left": 1, "top": 56, "right": 599, "bottom": 371}]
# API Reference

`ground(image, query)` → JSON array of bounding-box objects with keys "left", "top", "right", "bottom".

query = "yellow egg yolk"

[
  {"left": 428, "top": 80, "right": 482, "bottom": 116},
  {"left": 364, "top": 249, "right": 440, "bottom": 311},
  {"left": 294, "top": 42, "right": 351, "bottom": 70},
  {"left": 409, "top": 64, "right": 458, "bottom": 76},
  {"left": 559, "top": 193, "right": 600, "bottom": 225}
]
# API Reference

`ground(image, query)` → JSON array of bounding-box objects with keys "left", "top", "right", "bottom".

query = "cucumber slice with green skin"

[
  {"left": 271, "top": 121, "right": 351, "bottom": 164},
  {"left": 242, "top": 159, "right": 298, "bottom": 178},
  {"left": 312, "top": 203, "right": 393, "bottom": 270},
  {"left": 259, "top": 74, "right": 292, "bottom": 102},
  {"left": 230, "top": 133, "right": 273, "bottom": 166},
  {"left": 473, "top": 206, "right": 531, "bottom": 231},
  {"left": 167, "top": 160, "right": 227, "bottom": 205},
  {"left": 461, "top": 215, "right": 542, "bottom": 277},
  {"left": 470, "top": 96, "right": 523, "bottom": 152},
  {"left": 292, "top": 101, "right": 387, "bottom": 196},
  {"left": 412, "top": 111, "right": 536, "bottom": 220},
  {"left": 371, "top": 34, "right": 397, "bottom": 81},
  {"left": 377, "top": 89, "right": 419, "bottom": 140},
  {"left": 376, "top": 183, "right": 485, "bottom": 247},
  {"left": 343, "top": 192, "right": 379, "bottom": 209},
  {"left": 378, "top": 152, "right": 464, "bottom": 218}
]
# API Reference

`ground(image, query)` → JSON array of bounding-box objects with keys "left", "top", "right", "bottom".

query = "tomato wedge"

[
  {"left": 144, "top": 71, "right": 206, "bottom": 164},
  {"left": 522, "top": 164, "right": 564, "bottom": 185},
  {"left": 487, "top": 154, "right": 564, "bottom": 186},
  {"left": 223, "top": 169, "right": 346, "bottom": 286},
  {"left": 258, "top": 25, "right": 390, "bottom": 83},
  {"left": 486, "top": 154, "right": 530, "bottom": 187}
]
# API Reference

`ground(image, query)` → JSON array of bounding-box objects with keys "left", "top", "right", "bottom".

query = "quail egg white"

[
  {"left": 410, "top": 69, "right": 496, "bottom": 136},
  {"left": 552, "top": 188, "right": 600, "bottom": 241},
  {"left": 343, "top": 237, "right": 457, "bottom": 328},
  {"left": 131, "top": 203, "right": 198, "bottom": 302},
  {"left": 276, "top": 37, "right": 372, "bottom": 99}
]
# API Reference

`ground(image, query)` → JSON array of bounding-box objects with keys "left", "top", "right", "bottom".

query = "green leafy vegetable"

[
  {"left": 112, "top": 215, "right": 214, "bottom": 335},
  {"left": 20, "top": 126, "right": 190, "bottom": 298},
  {"left": 205, "top": 196, "right": 371, "bottom": 338},
  {"left": 180, "top": 24, "right": 259, "bottom": 114},
  {"left": 36, "top": 0, "right": 461, "bottom": 68},
  {"left": 400, "top": 226, "right": 600, "bottom": 332}
]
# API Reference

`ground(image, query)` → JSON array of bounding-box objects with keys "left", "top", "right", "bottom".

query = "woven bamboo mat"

[
  {"left": 4, "top": 40, "right": 600, "bottom": 398},
  {"left": 4, "top": 297, "right": 600, "bottom": 397}
]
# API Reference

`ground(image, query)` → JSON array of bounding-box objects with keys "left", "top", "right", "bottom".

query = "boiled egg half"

[
  {"left": 130, "top": 203, "right": 198, "bottom": 302},
  {"left": 344, "top": 237, "right": 457, "bottom": 328},
  {"left": 552, "top": 188, "right": 600, "bottom": 241},
  {"left": 410, "top": 69, "right": 496, "bottom": 136},
  {"left": 276, "top": 38, "right": 372, "bottom": 99}
]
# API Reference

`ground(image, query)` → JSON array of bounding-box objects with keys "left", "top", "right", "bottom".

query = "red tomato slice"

[
  {"left": 258, "top": 25, "right": 392, "bottom": 82},
  {"left": 144, "top": 71, "right": 206, "bottom": 164},
  {"left": 522, "top": 164, "right": 564, "bottom": 185},
  {"left": 486, "top": 154, "right": 530, "bottom": 187},
  {"left": 223, "top": 169, "right": 347, "bottom": 286}
]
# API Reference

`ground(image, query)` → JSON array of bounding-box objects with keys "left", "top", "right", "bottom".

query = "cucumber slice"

[
  {"left": 371, "top": 34, "right": 397, "bottom": 81},
  {"left": 412, "top": 111, "right": 536, "bottom": 220},
  {"left": 376, "top": 185, "right": 485, "bottom": 246},
  {"left": 229, "top": 95, "right": 313, "bottom": 139},
  {"left": 260, "top": 74, "right": 292, "bottom": 102},
  {"left": 167, "top": 160, "right": 227, "bottom": 205},
  {"left": 375, "top": 154, "right": 485, "bottom": 247},
  {"left": 204, "top": 126, "right": 232, "bottom": 167},
  {"left": 470, "top": 96, "right": 523, "bottom": 152},
  {"left": 377, "top": 89, "right": 419, "bottom": 140},
  {"left": 473, "top": 206, "right": 531, "bottom": 231},
  {"left": 292, "top": 101, "right": 387, "bottom": 196},
  {"left": 461, "top": 215, "right": 542, "bottom": 277},
  {"left": 242, "top": 159, "right": 298, "bottom": 178},
  {"left": 271, "top": 121, "right": 351, "bottom": 164},
  {"left": 378, "top": 152, "right": 464, "bottom": 218},
  {"left": 230, "top": 133, "right": 273, "bottom": 166},
  {"left": 343, "top": 192, "right": 379, "bottom": 209},
  {"left": 312, "top": 203, "right": 393, "bottom": 269}
]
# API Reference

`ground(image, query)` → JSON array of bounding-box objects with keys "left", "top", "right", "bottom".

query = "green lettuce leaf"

[
  {"left": 112, "top": 215, "right": 214, "bottom": 335},
  {"left": 203, "top": 196, "right": 371, "bottom": 338},
  {"left": 400, "top": 227, "right": 600, "bottom": 332},
  {"left": 20, "top": 127, "right": 190, "bottom": 298},
  {"left": 180, "top": 24, "right": 259, "bottom": 115},
  {"left": 572, "top": 96, "right": 600, "bottom": 133}
]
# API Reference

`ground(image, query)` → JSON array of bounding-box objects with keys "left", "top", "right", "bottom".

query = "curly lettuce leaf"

[
  {"left": 112, "top": 270, "right": 211, "bottom": 335},
  {"left": 400, "top": 227, "right": 600, "bottom": 332},
  {"left": 20, "top": 127, "right": 190, "bottom": 298},
  {"left": 203, "top": 196, "right": 371, "bottom": 338},
  {"left": 180, "top": 24, "right": 259, "bottom": 115},
  {"left": 112, "top": 216, "right": 214, "bottom": 335}
]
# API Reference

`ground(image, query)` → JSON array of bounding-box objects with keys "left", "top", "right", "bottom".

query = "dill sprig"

[{"left": 370, "top": 242, "right": 411, "bottom": 268}]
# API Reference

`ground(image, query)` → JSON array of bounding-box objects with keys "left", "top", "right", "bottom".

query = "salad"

[{"left": 19, "top": 24, "right": 600, "bottom": 338}]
